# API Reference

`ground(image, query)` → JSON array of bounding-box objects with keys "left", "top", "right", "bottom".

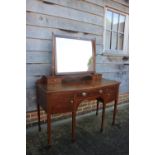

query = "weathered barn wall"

[{"left": 26, "top": 0, "right": 129, "bottom": 112}]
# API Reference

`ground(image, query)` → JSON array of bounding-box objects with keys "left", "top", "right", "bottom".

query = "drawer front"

[
  {"left": 47, "top": 85, "right": 118, "bottom": 113},
  {"left": 77, "top": 89, "right": 102, "bottom": 99},
  {"left": 103, "top": 85, "right": 116, "bottom": 93},
  {"left": 103, "top": 86, "right": 116, "bottom": 103},
  {"left": 48, "top": 92, "right": 74, "bottom": 113},
  {"left": 103, "top": 92, "right": 116, "bottom": 103},
  {"left": 76, "top": 85, "right": 117, "bottom": 100}
]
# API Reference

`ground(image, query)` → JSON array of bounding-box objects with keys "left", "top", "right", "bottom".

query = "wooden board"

[
  {"left": 27, "top": 64, "right": 51, "bottom": 76},
  {"left": 103, "top": 71, "right": 129, "bottom": 83},
  {"left": 26, "top": 12, "right": 103, "bottom": 35},
  {"left": 27, "top": 0, "right": 104, "bottom": 26},
  {"left": 27, "top": 37, "right": 103, "bottom": 53},
  {"left": 26, "top": 88, "right": 37, "bottom": 111},
  {"left": 26, "top": 25, "right": 103, "bottom": 44},
  {"left": 112, "top": 0, "right": 129, "bottom": 7},
  {"left": 85, "top": 0, "right": 129, "bottom": 14},
  {"left": 26, "top": 76, "right": 41, "bottom": 89},
  {"left": 41, "top": 0, "right": 104, "bottom": 16},
  {"left": 96, "top": 55, "right": 129, "bottom": 63},
  {"left": 26, "top": 51, "right": 52, "bottom": 64},
  {"left": 27, "top": 38, "right": 52, "bottom": 51},
  {"left": 96, "top": 63, "right": 129, "bottom": 73}
]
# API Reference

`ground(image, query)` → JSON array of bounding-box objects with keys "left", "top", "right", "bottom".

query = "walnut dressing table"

[{"left": 36, "top": 34, "right": 120, "bottom": 145}]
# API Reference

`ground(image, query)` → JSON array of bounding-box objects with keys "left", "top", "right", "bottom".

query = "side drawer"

[
  {"left": 103, "top": 86, "right": 117, "bottom": 103},
  {"left": 48, "top": 92, "right": 74, "bottom": 113}
]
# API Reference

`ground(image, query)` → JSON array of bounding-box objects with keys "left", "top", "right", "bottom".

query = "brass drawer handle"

[
  {"left": 99, "top": 89, "right": 103, "bottom": 94},
  {"left": 82, "top": 92, "right": 87, "bottom": 96}
]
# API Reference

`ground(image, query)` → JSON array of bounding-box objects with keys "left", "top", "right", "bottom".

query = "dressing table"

[{"left": 36, "top": 34, "right": 120, "bottom": 145}]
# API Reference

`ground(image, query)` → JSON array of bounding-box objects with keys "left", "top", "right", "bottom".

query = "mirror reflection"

[{"left": 55, "top": 37, "right": 94, "bottom": 74}]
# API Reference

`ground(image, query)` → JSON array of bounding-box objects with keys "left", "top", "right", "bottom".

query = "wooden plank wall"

[{"left": 26, "top": 0, "right": 129, "bottom": 111}]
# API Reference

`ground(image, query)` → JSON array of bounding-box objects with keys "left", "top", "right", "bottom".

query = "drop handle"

[
  {"left": 99, "top": 89, "right": 103, "bottom": 94},
  {"left": 82, "top": 92, "right": 87, "bottom": 96}
]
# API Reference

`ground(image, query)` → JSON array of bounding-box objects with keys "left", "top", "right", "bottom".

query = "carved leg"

[
  {"left": 96, "top": 99, "right": 99, "bottom": 116},
  {"left": 47, "top": 113, "right": 51, "bottom": 145},
  {"left": 100, "top": 101, "right": 106, "bottom": 132},
  {"left": 72, "top": 110, "right": 76, "bottom": 143},
  {"left": 37, "top": 103, "right": 41, "bottom": 132},
  {"left": 112, "top": 99, "right": 118, "bottom": 125}
]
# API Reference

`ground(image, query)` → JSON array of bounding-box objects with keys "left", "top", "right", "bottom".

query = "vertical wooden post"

[
  {"left": 100, "top": 101, "right": 106, "bottom": 132},
  {"left": 47, "top": 113, "right": 51, "bottom": 145}
]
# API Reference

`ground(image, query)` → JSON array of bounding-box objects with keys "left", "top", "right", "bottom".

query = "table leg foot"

[
  {"left": 72, "top": 138, "right": 76, "bottom": 143},
  {"left": 44, "top": 144, "right": 52, "bottom": 150},
  {"left": 39, "top": 126, "right": 41, "bottom": 132},
  {"left": 100, "top": 128, "right": 103, "bottom": 132}
]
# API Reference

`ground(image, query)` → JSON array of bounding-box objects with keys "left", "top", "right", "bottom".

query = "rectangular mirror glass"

[{"left": 53, "top": 35, "right": 95, "bottom": 75}]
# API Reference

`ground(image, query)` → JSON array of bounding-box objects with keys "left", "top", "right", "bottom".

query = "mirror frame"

[{"left": 52, "top": 34, "right": 96, "bottom": 76}]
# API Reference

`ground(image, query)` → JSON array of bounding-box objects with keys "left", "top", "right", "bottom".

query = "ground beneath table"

[{"left": 27, "top": 104, "right": 129, "bottom": 155}]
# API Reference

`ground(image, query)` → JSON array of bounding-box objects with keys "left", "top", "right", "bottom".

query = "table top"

[{"left": 38, "top": 78, "right": 120, "bottom": 93}]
